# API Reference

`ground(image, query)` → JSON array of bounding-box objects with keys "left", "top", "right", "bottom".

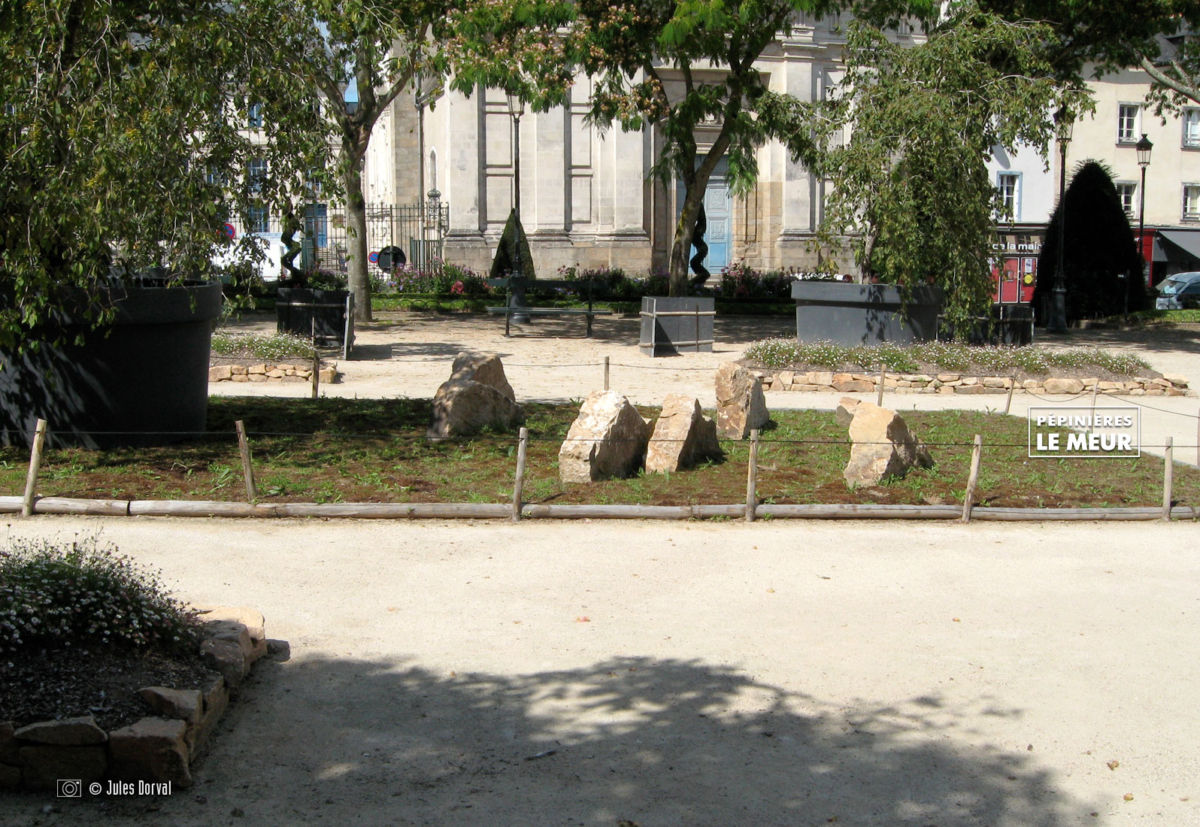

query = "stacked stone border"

[
  {"left": 208, "top": 362, "right": 339, "bottom": 384},
  {"left": 0, "top": 606, "right": 278, "bottom": 792},
  {"left": 755, "top": 369, "right": 1192, "bottom": 397}
]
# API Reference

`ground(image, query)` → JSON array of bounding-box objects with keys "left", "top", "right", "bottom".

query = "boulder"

[
  {"left": 200, "top": 637, "right": 248, "bottom": 690},
  {"left": 559, "top": 390, "right": 650, "bottom": 483},
  {"left": 843, "top": 402, "right": 933, "bottom": 487},
  {"left": 108, "top": 717, "right": 191, "bottom": 787},
  {"left": 715, "top": 363, "right": 769, "bottom": 439},
  {"left": 428, "top": 352, "right": 523, "bottom": 440},
  {"left": 645, "top": 395, "right": 722, "bottom": 474},
  {"left": 834, "top": 396, "right": 860, "bottom": 429}
]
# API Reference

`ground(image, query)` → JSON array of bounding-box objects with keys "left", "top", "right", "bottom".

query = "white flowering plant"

[{"left": 0, "top": 536, "right": 199, "bottom": 657}]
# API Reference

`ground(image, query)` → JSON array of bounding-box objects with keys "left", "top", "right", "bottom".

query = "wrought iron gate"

[{"left": 302, "top": 201, "right": 449, "bottom": 275}]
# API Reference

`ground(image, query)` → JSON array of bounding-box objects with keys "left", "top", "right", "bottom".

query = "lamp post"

[
  {"left": 1136, "top": 133, "right": 1153, "bottom": 290},
  {"left": 1048, "top": 109, "right": 1073, "bottom": 333},
  {"left": 505, "top": 89, "right": 528, "bottom": 324}
]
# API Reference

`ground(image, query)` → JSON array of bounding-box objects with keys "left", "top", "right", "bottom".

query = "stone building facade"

[{"left": 367, "top": 14, "right": 870, "bottom": 278}]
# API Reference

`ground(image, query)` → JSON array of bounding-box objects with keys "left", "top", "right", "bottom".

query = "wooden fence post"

[
  {"left": 235, "top": 420, "right": 257, "bottom": 503},
  {"left": 603, "top": 356, "right": 610, "bottom": 391},
  {"left": 1004, "top": 375, "right": 1016, "bottom": 415},
  {"left": 961, "top": 434, "right": 983, "bottom": 523},
  {"left": 876, "top": 363, "right": 886, "bottom": 406},
  {"left": 1163, "top": 436, "right": 1174, "bottom": 521},
  {"left": 512, "top": 427, "right": 529, "bottom": 522},
  {"left": 311, "top": 352, "right": 320, "bottom": 400},
  {"left": 21, "top": 419, "right": 48, "bottom": 517},
  {"left": 745, "top": 429, "right": 760, "bottom": 522}
]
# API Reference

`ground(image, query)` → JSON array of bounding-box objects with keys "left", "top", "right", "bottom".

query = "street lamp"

[
  {"left": 505, "top": 89, "right": 528, "bottom": 323},
  {"left": 1137, "top": 132, "right": 1153, "bottom": 267},
  {"left": 1048, "top": 109, "right": 1073, "bottom": 333}
]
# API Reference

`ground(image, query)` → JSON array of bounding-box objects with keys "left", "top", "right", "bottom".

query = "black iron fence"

[{"left": 299, "top": 202, "right": 449, "bottom": 275}]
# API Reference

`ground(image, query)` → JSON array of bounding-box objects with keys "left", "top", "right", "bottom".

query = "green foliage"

[
  {"left": 489, "top": 209, "right": 537, "bottom": 281},
  {"left": 0, "top": 536, "right": 200, "bottom": 658},
  {"left": 1034, "top": 161, "right": 1149, "bottom": 322},
  {"left": 211, "top": 331, "right": 317, "bottom": 360},
  {"left": 0, "top": 0, "right": 333, "bottom": 352},
  {"left": 811, "top": 5, "right": 1089, "bottom": 332},
  {"left": 743, "top": 338, "right": 1152, "bottom": 375}
]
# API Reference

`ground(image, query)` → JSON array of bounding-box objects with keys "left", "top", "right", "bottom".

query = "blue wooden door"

[{"left": 678, "top": 158, "right": 732, "bottom": 275}]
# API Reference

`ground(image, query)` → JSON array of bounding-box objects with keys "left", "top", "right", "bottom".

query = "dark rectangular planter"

[
  {"left": 276, "top": 288, "right": 352, "bottom": 353},
  {"left": 639, "top": 297, "right": 715, "bottom": 356},
  {"left": 0, "top": 282, "right": 223, "bottom": 448},
  {"left": 791, "top": 281, "right": 943, "bottom": 346}
]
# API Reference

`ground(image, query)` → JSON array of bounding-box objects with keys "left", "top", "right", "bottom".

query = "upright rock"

[
  {"left": 428, "top": 352, "right": 523, "bottom": 440},
  {"left": 715, "top": 362, "right": 769, "bottom": 439},
  {"left": 559, "top": 390, "right": 650, "bottom": 483},
  {"left": 646, "top": 395, "right": 722, "bottom": 474},
  {"left": 843, "top": 401, "right": 934, "bottom": 487}
]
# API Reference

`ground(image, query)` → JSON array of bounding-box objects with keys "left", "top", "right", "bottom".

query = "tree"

[
  {"left": 811, "top": 5, "right": 1087, "bottom": 332},
  {"left": 977, "top": 0, "right": 1200, "bottom": 109},
  {"left": 450, "top": 0, "right": 941, "bottom": 296},
  {"left": 0, "top": 0, "right": 317, "bottom": 350},
  {"left": 246, "top": 0, "right": 452, "bottom": 324},
  {"left": 1034, "top": 161, "right": 1147, "bottom": 323}
]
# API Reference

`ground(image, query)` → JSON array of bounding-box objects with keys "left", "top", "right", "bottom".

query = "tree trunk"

[
  {"left": 669, "top": 183, "right": 706, "bottom": 296},
  {"left": 342, "top": 140, "right": 372, "bottom": 323}
]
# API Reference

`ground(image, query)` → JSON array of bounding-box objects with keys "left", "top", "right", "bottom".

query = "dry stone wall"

[
  {"left": 0, "top": 606, "right": 276, "bottom": 793},
  {"left": 756, "top": 369, "right": 1191, "bottom": 397},
  {"left": 208, "top": 363, "right": 339, "bottom": 384}
]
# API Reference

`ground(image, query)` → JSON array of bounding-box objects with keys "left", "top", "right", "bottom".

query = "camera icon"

[{"left": 56, "top": 779, "right": 83, "bottom": 798}]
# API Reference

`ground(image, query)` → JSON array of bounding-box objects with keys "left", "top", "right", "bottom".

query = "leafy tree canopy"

[
  {"left": 0, "top": 0, "right": 331, "bottom": 351},
  {"left": 810, "top": 3, "right": 1089, "bottom": 332}
]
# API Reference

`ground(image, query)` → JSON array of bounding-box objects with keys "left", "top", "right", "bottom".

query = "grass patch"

[
  {"left": 743, "top": 339, "right": 1153, "bottom": 378},
  {"left": 2, "top": 398, "right": 1196, "bottom": 510}
]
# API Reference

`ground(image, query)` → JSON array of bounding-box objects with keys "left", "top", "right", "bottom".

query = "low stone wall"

[
  {"left": 208, "top": 362, "right": 339, "bottom": 384},
  {"left": 757, "top": 369, "right": 1192, "bottom": 397},
  {"left": 0, "top": 606, "right": 277, "bottom": 792}
]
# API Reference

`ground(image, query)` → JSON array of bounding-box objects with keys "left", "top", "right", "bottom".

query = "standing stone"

[
  {"left": 646, "top": 395, "right": 722, "bottom": 474},
  {"left": 559, "top": 390, "right": 650, "bottom": 483},
  {"left": 843, "top": 402, "right": 934, "bottom": 487},
  {"left": 428, "top": 352, "right": 523, "bottom": 440},
  {"left": 715, "top": 363, "right": 769, "bottom": 439}
]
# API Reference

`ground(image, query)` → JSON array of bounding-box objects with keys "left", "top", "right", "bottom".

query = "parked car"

[{"left": 1155, "top": 272, "right": 1200, "bottom": 310}]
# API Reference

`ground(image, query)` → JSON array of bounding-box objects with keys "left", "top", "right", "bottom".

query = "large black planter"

[
  {"left": 276, "top": 288, "right": 353, "bottom": 354},
  {"left": 791, "top": 281, "right": 943, "bottom": 346},
  {"left": 0, "top": 281, "right": 223, "bottom": 448},
  {"left": 639, "top": 297, "right": 715, "bottom": 356}
]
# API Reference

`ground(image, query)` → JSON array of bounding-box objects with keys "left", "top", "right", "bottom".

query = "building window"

[
  {"left": 247, "top": 204, "right": 270, "bottom": 233},
  {"left": 247, "top": 157, "right": 267, "bottom": 193},
  {"left": 1115, "top": 182, "right": 1137, "bottom": 217},
  {"left": 1184, "top": 185, "right": 1200, "bottom": 221},
  {"left": 997, "top": 173, "right": 1020, "bottom": 221},
  {"left": 1117, "top": 104, "right": 1141, "bottom": 144},
  {"left": 1184, "top": 109, "right": 1200, "bottom": 149},
  {"left": 247, "top": 102, "right": 264, "bottom": 129}
]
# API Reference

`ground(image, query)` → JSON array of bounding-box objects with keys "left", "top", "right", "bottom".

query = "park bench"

[{"left": 485, "top": 277, "right": 613, "bottom": 337}]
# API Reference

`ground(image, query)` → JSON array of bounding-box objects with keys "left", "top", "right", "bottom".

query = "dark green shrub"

[{"left": 0, "top": 536, "right": 200, "bottom": 659}]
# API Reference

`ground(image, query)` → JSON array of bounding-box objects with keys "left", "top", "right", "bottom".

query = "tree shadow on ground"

[{"left": 33, "top": 655, "right": 1096, "bottom": 825}]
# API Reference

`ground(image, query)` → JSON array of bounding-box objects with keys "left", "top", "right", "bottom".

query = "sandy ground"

[
  {"left": 5, "top": 315, "right": 1200, "bottom": 825},
  {"left": 3, "top": 517, "right": 1199, "bottom": 826}
]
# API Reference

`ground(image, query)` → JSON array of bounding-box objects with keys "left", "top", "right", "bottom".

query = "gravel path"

[{"left": 5, "top": 315, "right": 1199, "bottom": 825}]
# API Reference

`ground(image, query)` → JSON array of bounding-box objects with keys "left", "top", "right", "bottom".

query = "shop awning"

[{"left": 1158, "top": 230, "right": 1200, "bottom": 261}]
